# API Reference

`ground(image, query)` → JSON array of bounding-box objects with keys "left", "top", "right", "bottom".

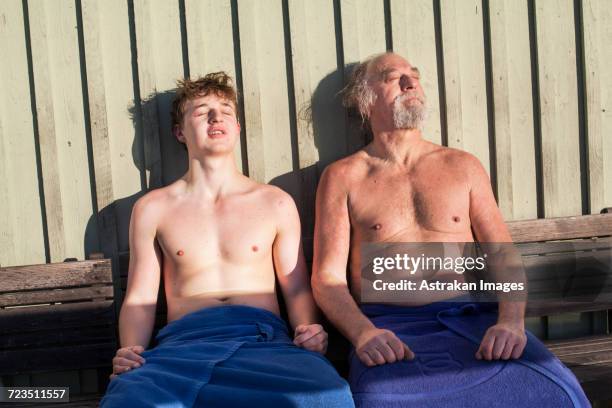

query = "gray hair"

[{"left": 340, "top": 53, "right": 386, "bottom": 122}]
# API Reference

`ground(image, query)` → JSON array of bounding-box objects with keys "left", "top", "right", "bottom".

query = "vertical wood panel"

[
  {"left": 340, "top": 0, "right": 386, "bottom": 152},
  {"left": 0, "top": 0, "right": 45, "bottom": 266},
  {"left": 185, "top": 0, "right": 244, "bottom": 174},
  {"left": 583, "top": 0, "right": 612, "bottom": 213},
  {"left": 440, "top": 0, "right": 490, "bottom": 173},
  {"left": 29, "top": 0, "right": 96, "bottom": 262},
  {"left": 489, "top": 0, "right": 537, "bottom": 221},
  {"left": 289, "top": 0, "right": 346, "bottom": 168},
  {"left": 82, "top": 0, "right": 140, "bottom": 208},
  {"left": 133, "top": 0, "right": 184, "bottom": 187},
  {"left": 390, "top": 0, "right": 442, "bottom": 144},
  {"left": 238, "top": 0, "right": 293, "bottom": 183},
  {"left": 536, "top": 0, "right": 581, "bottom": 217}
]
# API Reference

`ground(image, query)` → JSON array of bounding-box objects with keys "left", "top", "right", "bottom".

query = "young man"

[
  {"left": 312, "top": 53, "right": 590, "bottom": 407},
  {"left": 101, "top": 72, "right": 353, "bottom": 407}
]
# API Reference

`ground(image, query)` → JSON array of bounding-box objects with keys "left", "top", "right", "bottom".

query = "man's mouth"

[{"left": 208, "top": 129, "right": 226, "bottom": 138}]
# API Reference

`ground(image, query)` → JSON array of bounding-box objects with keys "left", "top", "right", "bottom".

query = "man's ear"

[{"left": 173, "top": 125, "right": 185, "bottom": 143}]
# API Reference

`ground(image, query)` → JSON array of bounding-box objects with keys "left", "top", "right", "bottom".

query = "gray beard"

[{"left": 392, "top": 94, "right": 426, "bottom": 129}]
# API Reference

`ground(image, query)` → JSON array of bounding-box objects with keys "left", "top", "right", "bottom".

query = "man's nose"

[
  {"left": 208, "top": 110, "right": 222, "bottom": 122},
  {"left": 399, "top": 75, "right": 414, "bottom": 91}
]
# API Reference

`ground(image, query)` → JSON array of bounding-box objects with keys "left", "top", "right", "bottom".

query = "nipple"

[
  {"left": 176, "top": 250, "right": 184, "bottom": 256},
  {"left": 252, "top": 245, "right": 259, "bottom": 252},
  {"left": 452, "top": 216, "right": 460, "bottom": 223},
  {"left": 372, "top": 223, "right": 382, "bottom": 231}
]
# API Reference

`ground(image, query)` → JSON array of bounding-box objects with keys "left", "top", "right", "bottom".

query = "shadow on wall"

[
  {"left": 269, "top": 63, "right": 369, "bottom": 259},
  {"left": 84, "top": 89, "right": 187, "bottom": 300}
]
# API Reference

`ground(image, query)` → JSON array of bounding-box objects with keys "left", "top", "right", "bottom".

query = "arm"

[
  {"left": 312, "top": 165, "right": 413, "bottom": 366},
  {"left": 272, "top": 190, "right": 327, "bottom": 354},
  {"left": 111, "top": 197, "right": 162, "bottom": 377},
  {"left": 467, "top": 155, "right": 527, "bottom": 360}
]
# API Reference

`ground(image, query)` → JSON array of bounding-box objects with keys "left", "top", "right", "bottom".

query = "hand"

[
  {"left": 110, "top": 345, "right": 146, "bottom": 379},
  {"left": 294, "top": 324, "right": 328, "bottom": 354},
  {"left": 354, "top": 327, "right": 414, "bottom": 367},
  {"left": 476, "top": 322, "right": 526, "bottom": 361}
]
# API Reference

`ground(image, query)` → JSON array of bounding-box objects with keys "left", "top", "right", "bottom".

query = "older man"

[
  {"left": 100, "top": 72, "right": 353, "bottom": 407},
  {"left": 312, "top": 53, "right": 589, "bottom": 407}
]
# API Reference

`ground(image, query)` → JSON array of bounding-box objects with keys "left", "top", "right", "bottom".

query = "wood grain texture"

[
  {"left": 583, "top": 0, "right": 612, "bottom": 215},
  {"left": 28, "top": 0, "right": 97, "bottom": 262},
  {"left": 489, "top": 0, "right": 537, "bottom": 221},
  {"left": 0, "top": 259, "right": 112, "bottom": 292},
  {"left": 508, "top": 212, "right": 612, "bottom": 242},
  {"left": 0, "top": 0, "right": 45, "bottom": 267},
  {"left": 535, "top": 0, "right": 582, "bottom": 217},
  {"left": 238, "top": 0, "right": 293, "bottom": 182},
  {"left": 440, "top": 0, "right": 490, "bottom": 173},
  {"left": 133, "top": 0, "right": 184, "bottom": 187}
]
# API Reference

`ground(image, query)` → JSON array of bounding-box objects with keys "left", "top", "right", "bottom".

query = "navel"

[
  {"left": 452, "top": 216, "right": 460, "bottom": 223},
  {"left": 176, "top": 250, "right": 184, "bottom": 256},
  {"left": 371, "top": 223, "right": 382, "bottom": 231},
  {"left": 252, "top": 245, "right": 259, "bottom": 252}
]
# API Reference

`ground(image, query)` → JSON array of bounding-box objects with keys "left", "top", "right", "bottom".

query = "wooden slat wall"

[
  {"left": 1, "top": 0, "right": 611, "bottom": 338},
  {"left": 0, "top": 1, "right": 45, "bottom": 266}
]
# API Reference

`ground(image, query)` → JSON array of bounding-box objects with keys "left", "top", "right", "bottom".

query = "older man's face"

[{"left": 368, "top": 54, "right": 426, "bottom": 130}]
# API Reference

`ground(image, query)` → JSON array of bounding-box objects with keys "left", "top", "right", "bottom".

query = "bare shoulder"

[
  {"left": 424, "top": 144, "right": 487, "bottom": 177},
  {"left": 131, "top": 183, "right": 177, "bottom": 223},
  {"left": 320, "top": 150, "right": 369, "bottom": 189}
]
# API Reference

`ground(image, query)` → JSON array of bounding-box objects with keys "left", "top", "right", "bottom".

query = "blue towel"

[
  {"left": 349, "top": 302, "right": 590, "bottom": 407},
  {"left": 101, "top": 305, "right": 354, "bottom": 407}
]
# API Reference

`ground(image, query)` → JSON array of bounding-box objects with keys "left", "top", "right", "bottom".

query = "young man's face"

[{"left": 175, "top": 93, "right": 240, "bottom": 155}]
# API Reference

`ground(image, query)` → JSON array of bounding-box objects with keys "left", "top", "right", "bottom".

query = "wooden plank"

[
  {"left": 133, "top": 0, "right": 184, "bottom": 187},
  {"left": 0, "top": 286, "right": 113, "bottom": 308},
  {"left": 489, "top": 0, "right": 537, "bottom": 221},
  {"left": 390, "top": 0, "right": 442, "bottom": 144},
  {"left": 288, "top": 0, "right": 347, "bottom": 168},
  {"left": 1, "top": 300, "right": 115, "bottom": 333},
  {"left": 0, "top": 325, "right": 115, "bottom": 349},
  {"left": 0, "top": 260, "right": 112, "bottom": 292},
  {"left": 185, "top": 0, "right": 244, "bottom": 174},
  {"left": 440, "top": 0, "right": 490, "bottom": 173},
  {"left": 29, "top": 0, "right": 98, "bottom": 262},
  {"left": 583, "top": 0, "right": 612, "bottom": 215},
  {"left": 546, "top": 334, "right": 612, "bottom": 348},
  {"left": 285, "top": 0, "right": 347, "bottom": 243},
  {"left": 82, "top": 0, "right": 141, "bottom": 210},
  {"left": 507, "top": 213, "right": 612, "bottom": 242},
  {"left": 535, "top": 0, "right": 581, "bottom": 217},
  {"left": 0, "top": 0, "right": 46, "bottom": 267},
  {"left": 340, "top": 0, "right": 386, "bottom": 152},
  {"left": 237, "top": 0, "right": 293, "bottom": 182},
  {"left": 0, "top": 342, "right": 115, "bottom": 375}
]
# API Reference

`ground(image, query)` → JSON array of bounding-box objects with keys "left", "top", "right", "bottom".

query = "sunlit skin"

[
  {"left": 312, "top": 53, "right": 526, "bottom": 368},
  {"left": 110, "top": 92, "right": 327, "bottom": 378}
]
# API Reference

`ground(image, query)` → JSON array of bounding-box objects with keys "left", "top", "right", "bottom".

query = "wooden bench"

[
  {"left": 1, "top": 210, "right": 610, "bottom": 404},
  {"left": 0, "top": 259, "right": 117, "bottom": 406},
  {"left": 510, "top": 209, "right": 612, "bottom": 401}
]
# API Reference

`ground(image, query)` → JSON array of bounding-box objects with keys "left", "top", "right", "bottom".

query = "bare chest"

[
  {"left": 156, "top": 201, "right": 277, "bottom": 269},
  {"left": 349, "top": 169, "right": 472, "bottom": 241}
]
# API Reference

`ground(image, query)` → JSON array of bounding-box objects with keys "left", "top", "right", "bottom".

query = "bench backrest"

[
  {"left": 0, "top": 260, "right": 117, "bottom": 375},
  {"left": 507, "top": 211, "right": 612, "bottom": 317}
]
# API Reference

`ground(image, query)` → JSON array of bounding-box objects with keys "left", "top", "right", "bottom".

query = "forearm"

[
  {"left": 313, "top": 280, "right": 376, "bottom": 345},
  {"left": 285, "top": 289, "right": 319, "bottom": 329},
  {"left": 497, "top": 300, "right": 525, "bottom": 327},
  {"left": 118, "top": 302, "right": 157, "bottom": 348}
]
